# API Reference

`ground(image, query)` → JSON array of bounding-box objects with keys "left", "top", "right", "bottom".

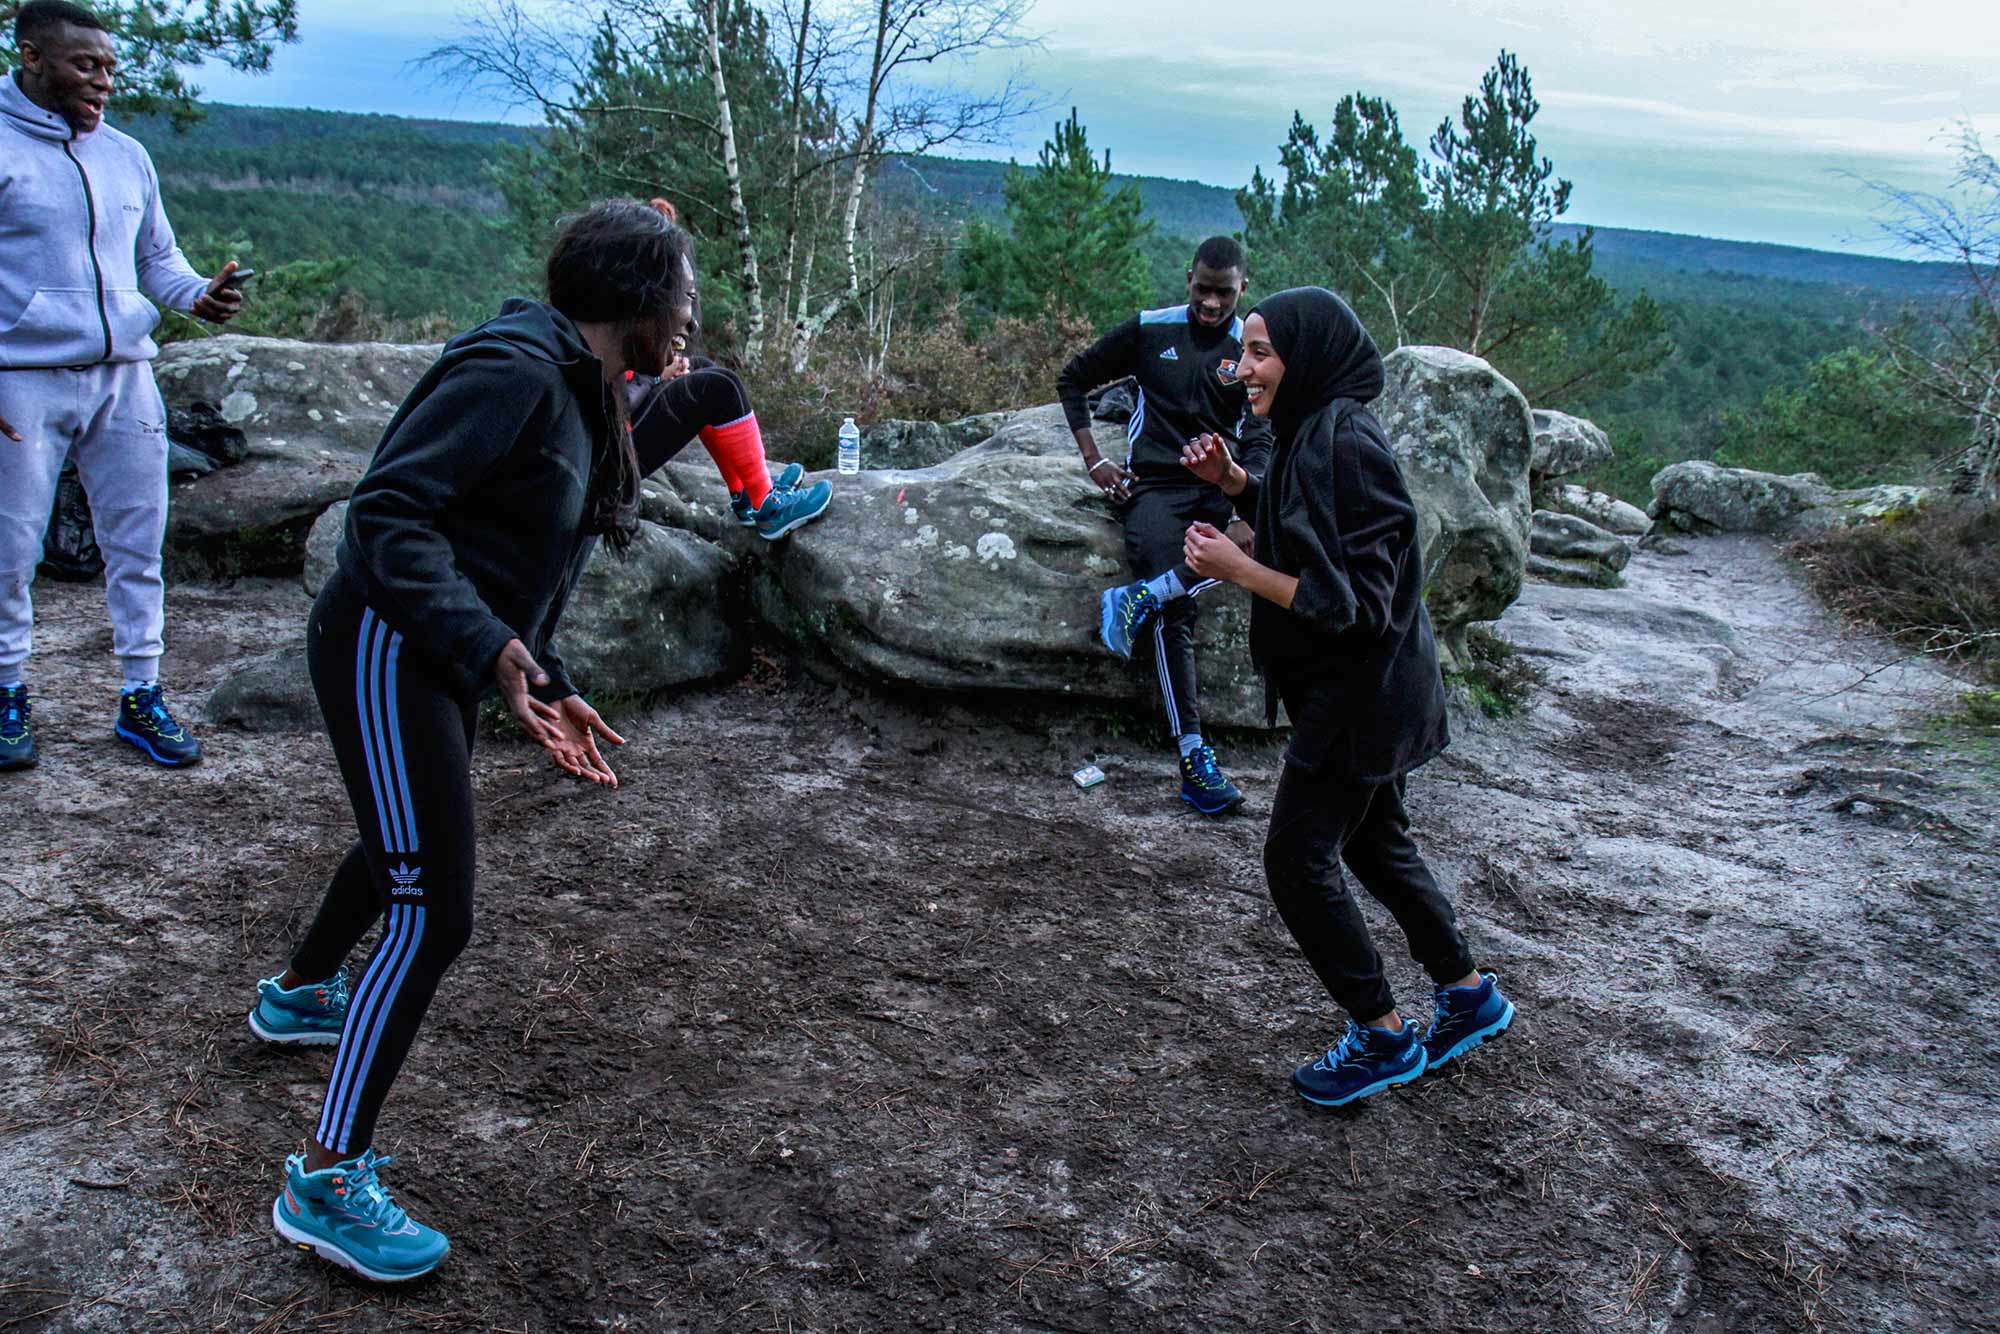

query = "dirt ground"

[{"left": 1, "top": 536, "right": 1995, "bottom": 1333}]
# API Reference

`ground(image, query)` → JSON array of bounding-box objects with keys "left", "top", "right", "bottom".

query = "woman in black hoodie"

[
  {"left": 244, "top": 200, "right": 695, "bottom": 1282},
  {"left": 1181, "top": 286, "right": 1516, "bottom": 1107}
]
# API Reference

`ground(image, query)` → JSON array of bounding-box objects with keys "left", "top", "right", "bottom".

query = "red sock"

[{"left": 700, "top": 412, "right": 772, "bottom": 508}]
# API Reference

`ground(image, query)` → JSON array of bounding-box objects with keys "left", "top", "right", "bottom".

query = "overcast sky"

[{"left": 186, "top": 0, "right": 2000, "bottom": 257}]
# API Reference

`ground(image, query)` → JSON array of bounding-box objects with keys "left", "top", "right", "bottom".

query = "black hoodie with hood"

[
  {"left": 1227, "top": 286, "right": 1449, "bottom": 782},
  {"left": 332, "top": 298, "right": 616, "bottom": 702}
]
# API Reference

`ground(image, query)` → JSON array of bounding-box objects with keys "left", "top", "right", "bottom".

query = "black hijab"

[{"left": 1250, "top": 287, "right": 1384, "bottom": 444}]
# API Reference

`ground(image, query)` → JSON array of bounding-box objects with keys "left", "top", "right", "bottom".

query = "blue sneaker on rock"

[
  {"left": 273, "top": 1148, "right": 450, "bottom": 1283},
  {"left": 1292, "top": 1019, "right": 1429, "bottom": 1107},
  {"left": 1179, "top": 743, "right": 1244, "bottom": 816},
  {"left": 0, "top": 685, "right": 33, "bottom": 771},
  {"left": 1422, "top": 971, "right": 1516, "bottom": 1070},
  {"left": 248, "top": 968, "right": 350, "bottom": 1046},
  {"left": 115, "top": 685, "right": 201, "bottom": 767},
  {"left": 730, "top": 462, "right": 807, "bottom": 525},
  {"left": 1098, "top": 581, "right": 1160, "bottom": 660},
  {"left": 754, "top": 478, "right": 833, "bottom": 540}
]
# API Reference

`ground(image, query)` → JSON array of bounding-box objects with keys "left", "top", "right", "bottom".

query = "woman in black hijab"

[{"left": 1181, "top": 286, "right": 1515, "bottom": 1107}]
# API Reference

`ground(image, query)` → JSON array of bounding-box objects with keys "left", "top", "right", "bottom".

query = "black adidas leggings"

[{"left": 292, "top": 573, "right": 480, "bottom": 1156}]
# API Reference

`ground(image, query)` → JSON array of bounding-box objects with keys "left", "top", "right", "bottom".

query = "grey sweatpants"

[{"left": 0, "top": 363, "right": 169, "bottom": 681}]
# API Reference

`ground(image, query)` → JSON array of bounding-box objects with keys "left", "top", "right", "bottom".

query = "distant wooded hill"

[{"left": 130, "top": 103, "right": 1958, "bottom": 498}]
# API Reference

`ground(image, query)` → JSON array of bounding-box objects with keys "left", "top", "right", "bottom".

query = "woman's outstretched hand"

[
  {"left": 541, "top": 695, "right": 626, "bottom": 787},
  {"left": 1184, "top": 520, "right": 1253, "bottom": 583}
]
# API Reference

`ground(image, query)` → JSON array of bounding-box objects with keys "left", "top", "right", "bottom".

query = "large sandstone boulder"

[
  {"left": 157, "top": 335, "right": 437, "bottom": 569},
  {"left": 1530, "top": 409, "right": 1613, "bottom": 482},
  {"left": 1547, "top": 483, "right": 1651, "bottom": 537},
  {"left": 1375, "top": 347, "right": 1535, "bottom": 669},
  {"left": 1649, "top": 462, "right": 1931, "bottom": 538},
  {"left": 643, "top": 446, "right": 1273, "bottom": 727},
  {"left": 1529, "top": 510, "right": 1631, "bottom": 586},
  {"left": 300, "top": 504, "right": 740, "bottom": 700}
]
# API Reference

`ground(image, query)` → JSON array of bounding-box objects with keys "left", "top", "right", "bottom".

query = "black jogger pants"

[
  {"left": 292, "top": 573, "right": 480, "bottom": 1156},
  {"left": 1263, "top": 760, "right": 1476, "bottom": 1021}
]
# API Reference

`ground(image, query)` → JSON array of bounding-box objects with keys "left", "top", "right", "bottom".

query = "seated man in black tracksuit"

[{"left": 1058, "top": 236, "right": 1273, "bottom": 815}]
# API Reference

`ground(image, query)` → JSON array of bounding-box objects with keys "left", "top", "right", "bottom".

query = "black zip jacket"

[
  {"left": 1229, "top": 288, "right": 1448, "bottom": 781},
  {"left": 333, "top": 299, "right": 615, "bottom": 702},
  {"left": 1056, "top": 304, "right": 1273, "bottom": 484}
]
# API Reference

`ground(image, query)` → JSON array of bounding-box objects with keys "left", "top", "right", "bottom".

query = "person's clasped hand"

[{"left": 1184, "top": 520, "right": 1254, "bottom": 583}]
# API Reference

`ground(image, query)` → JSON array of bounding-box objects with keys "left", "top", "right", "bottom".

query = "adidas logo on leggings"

[{"left": 388, "top": 862, "right": 423, "bottom": 897}]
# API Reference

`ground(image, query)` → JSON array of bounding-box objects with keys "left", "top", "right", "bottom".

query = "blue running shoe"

[
  {"left": 273, "top": 1148, "right": 450, "bottom": 1283},
  {"left": 248, "top": 968, "right": 350, "bottom": 1046},
  {"left": 0, "top": 685, "right": 33, "bottom": 772},
  {"left": 115, "top": 684, "right": 201, "bottom": 767},
  {"left": 1179, "top": 743, "right": 1244, "bottom": 815},
  {"left": 1098, "top": 581, "right": 1160, "bottom": 659},
  {"left": 754, "top": 478, "right": 833, "bottom": 540},
  {"left": 731, "top": 463, "right": 806, "bottom": 525},
  {"left": 1421, "top": 971, "right": 1516, "bottom": 1070},
  {"left": 1292, "top": 1020, "right": 1428, "bottom": 1107}
]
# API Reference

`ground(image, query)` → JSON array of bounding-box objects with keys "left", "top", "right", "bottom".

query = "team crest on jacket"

[{"left": 1216, "top": 359, "right": 1239, "bottom": 385}]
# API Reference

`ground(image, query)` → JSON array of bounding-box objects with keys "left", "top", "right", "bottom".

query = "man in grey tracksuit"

[{"left": 0, "top": 2, "right": 244, "bottom": 771}]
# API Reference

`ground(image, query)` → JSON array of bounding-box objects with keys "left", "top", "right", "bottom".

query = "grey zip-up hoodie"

[{"left": 0, "top": 72, "right": 210, "bottom": 368}]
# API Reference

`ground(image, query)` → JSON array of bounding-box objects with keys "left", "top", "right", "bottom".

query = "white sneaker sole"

[
  {"left": 272, "top": 1197, "right": 446, "bottom": 1283},
  {"left": 247, "top": 1008, "right": 341, "bottom": 1046}
]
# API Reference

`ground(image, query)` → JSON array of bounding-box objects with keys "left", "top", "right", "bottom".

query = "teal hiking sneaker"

[
  {"left": 248, "top": 968, "right": 350, "bottom": 1046},
  {"left": 114, "top": 684, "right": 202, "bottom": 767},
  {"left": 1098, "top": 580, "right": 1160, "bottom": 660},
  {"left": 273, "top": 1148, "right": 450, "bottom": 1282},
  {"left": 0, "top": 685, "right": 33, "bottom": 771},
  {"left": 730, "top": 463, "right": 806, "bottom": 525},
  {"left": 1179, "top": 743, "right": 1245, "bottom": 815},
  {"left": 753, "top": 477, "right": 834, "bottom": 540}
]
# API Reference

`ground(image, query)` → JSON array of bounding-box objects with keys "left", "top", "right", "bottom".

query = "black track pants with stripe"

[
  {"left": 292, "top": 573, "right": 479, "bottom": 1156},
  {"left": 1120, "top": 482, "right": 1234, "bottom": 741}
]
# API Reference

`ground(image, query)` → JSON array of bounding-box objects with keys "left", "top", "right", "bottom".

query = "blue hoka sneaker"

[
  {"left": 0, "top": 685, "right": 33, "bottom": 772},
  {"left": 1292, "top": 1019, "right": 1429, "bottom": 1107},
  {"left": 753, "top": 478, "right": 833, "bottom": 540},
  {"left": 1179, "top": 743, "right": 1244, "bottom": 815},
  {"left": 114, "top": 684, "right": 202, "bottom": 767},
  {"left": 1421, "top": 971, "right": 1516, "bottom": 1071},
  {"left": 730, "top": 463, "right": 806, "bottom": 525},
  {"left": 248, "top": 968, "right": 350, "bottom": 1046},
  {"left": 1098, "top": 581, "right": 1160, "bottom": 660},
  {"left": 273, "top": 1148, "right": 450, "bottom": 1282}
]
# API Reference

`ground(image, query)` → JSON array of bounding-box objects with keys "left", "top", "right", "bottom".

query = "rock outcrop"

[
  {"left": 1546, "top": 483, "right": 1651, "bottom": 537},
  {"left": 1529, "top": 510, "right": 1631, "bottom": 586},
  {"left": 158, "top": 335, "right": 436, "bottom": 568},
  {"left": 1530, "top": 409, "right": 1613, "bottom": 483},
  {"left": 1649, "top": 461, "right": 1930, "bottom": 538},
  {"left": 644, "top": 446, "right": 1272, "bottom": 725},
  {"left": 169, "top": 334, "right": 1539, "bottom": 719},
  {"left": 1375, "top": 346, "right": 1535, "bottom": 669}
]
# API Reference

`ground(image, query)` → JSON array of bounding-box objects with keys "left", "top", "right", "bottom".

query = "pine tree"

[{"left": 962, "top": 109, "right": 1153, "bottom": 329}]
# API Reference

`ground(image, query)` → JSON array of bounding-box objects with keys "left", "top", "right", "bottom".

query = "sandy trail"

[{"left": 1, "top": 536, "right": 1993, "bottom": 1332}]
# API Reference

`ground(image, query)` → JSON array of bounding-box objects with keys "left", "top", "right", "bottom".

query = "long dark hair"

[{"left": 545, "top": 199, "right": 696, "bottom": 552}]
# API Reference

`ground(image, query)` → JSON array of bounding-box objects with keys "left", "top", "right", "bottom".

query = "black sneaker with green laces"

[
  {"left": 115, "top": 684, "right": 202, "bottom": 767},
  {"left": 0, "top": 685, "right": 33, "bottom": 771}
]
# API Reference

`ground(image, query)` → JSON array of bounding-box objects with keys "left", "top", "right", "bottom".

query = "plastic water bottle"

[{"left": 837, "top": 416, "right": 861, "bottom": 475}]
